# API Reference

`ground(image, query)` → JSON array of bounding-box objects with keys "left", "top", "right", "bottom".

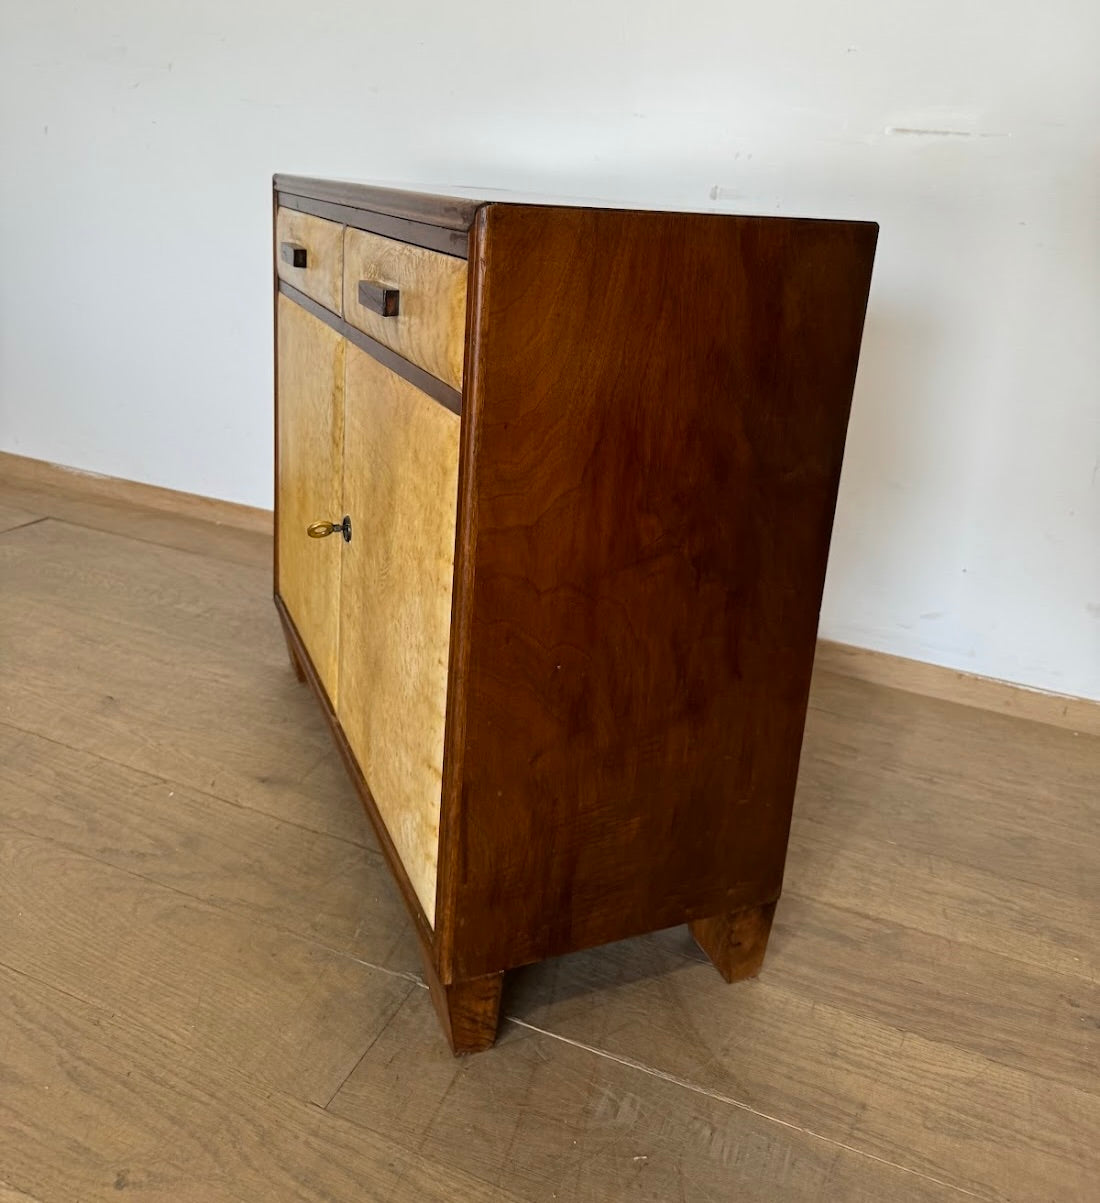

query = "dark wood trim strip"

[
  {"left": 274, "top": 594, "right": 438, "bottom": 957},
  {"left": 272, "top": 188, "right": 282, "bottom": 594},
  {"left": 277, "top": 192, "right": 469, "bottom": 258},
  {"left": 274, "top": 174, "right": 482, "bottom": 233},
  {"left": 277, "top": 281, "right": 463, "bottom": 416},
  {"left": 434, "top": 215, "right": 488, "bottom": 982}
]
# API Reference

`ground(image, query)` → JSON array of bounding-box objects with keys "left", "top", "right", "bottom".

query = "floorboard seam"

[
  {"left": 805, "top": 688, "right": 1100, "bottom": 741},
  {"left": 780, "top": 885, "right": 1100, "bottom": 986},
  {"left": 0, "top": 953, "right": 984, "bottom": 1199},
  {"left": 0, "top": 957, "right": 103, "bottom": 1015},
  {"left": 0, "top": 816, "right": 425, "bottom": 983},
  {"left": 5, "top": 511, "right": 270, "bottom": 568},
  {"left": 0, "top": 516, "right": 50, "bottom": 537},
  {"left": 0, "top": 1175, "right": 49, "bottom": 1203},
  {"left": 318, "top": 984, "right": 418, "bottom": 1110},
  {"left": 9, "top": 811, "right": 1091, "bottom": 1137},
  {"left": 791, "top": 805, "right": 1098, "bottom": 884},
  {"left": 0, "top": 716, "right": 377, "bottom": 852},
  {"left": 503, "top": 1016, "right": 987, "bottom": 1201}
]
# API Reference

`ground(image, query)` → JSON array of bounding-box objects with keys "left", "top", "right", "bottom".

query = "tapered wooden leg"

[
  {"left": 281, "top": 622, "right": 307, "bottom": 683},
  {"left": 690, "top": 900, "right": 777, "bottom": 983},
  {"left": 418, "top": 947, "right": 503, "bottom": 1054}
]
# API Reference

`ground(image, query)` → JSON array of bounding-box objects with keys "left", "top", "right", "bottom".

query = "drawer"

[
  {"left": 276, "top": 208, "right": 344, "bottom": 314},
  {"left": 343, "top": 227, "right": 468, "bottom": 390}
]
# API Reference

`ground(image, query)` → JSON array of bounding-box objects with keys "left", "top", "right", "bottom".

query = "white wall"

[{"left": 1, "top": 2, "right": 1097, "bottom": 700}]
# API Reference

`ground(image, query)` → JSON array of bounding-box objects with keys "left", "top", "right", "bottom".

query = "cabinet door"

[
  {"left": 338, "top": 343, "right": 460, "bottom": 924},
  {"left": 276, "top": 294, "right": 345, "bottom": 702}
]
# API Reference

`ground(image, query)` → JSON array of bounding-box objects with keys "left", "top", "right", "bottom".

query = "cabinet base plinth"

[
  {"left": 691, "top": 901, "right": 778, "bottom": 983},
  {"left": 281, "top": 620, "right": 307, "bottom": 683},
  {"left": 419, "top": 950, "right": 504, "bottom": 1055}
]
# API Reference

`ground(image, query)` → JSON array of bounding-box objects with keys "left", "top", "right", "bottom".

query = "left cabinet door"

[{"left": 275, "top": 293, "right": 346, "bottom": 704}]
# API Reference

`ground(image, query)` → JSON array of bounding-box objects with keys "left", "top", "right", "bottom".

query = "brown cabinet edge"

[
  {"left": 277, "top": 191, "right": 470, "bottom": 259},
  {"left": 277, "top": 280, "right": 463, "bottom": 416},
  {"left": 272, "top": 187, "right": 282, "bottom": 596},
  {"left": 433, "top": 209, "right": 488, "bottom": 983},
  {"left": 274, "top": 594, "right": 438, "bottom": 956},
  {"left": 275, "top": 174, "right": 482, "bottom": 234}
]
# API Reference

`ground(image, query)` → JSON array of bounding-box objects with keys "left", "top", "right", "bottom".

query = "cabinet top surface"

[{"left": 273, "top": 174, "right": 877, "bottom": 234}]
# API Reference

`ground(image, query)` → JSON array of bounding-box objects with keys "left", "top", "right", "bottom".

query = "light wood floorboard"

[
  {"left": 0, "top": 519, "right": 368, "bottom": 844},
  {"left": 0, "top": 964, "right": 516, "bottom": 1203},
  {"left": 330, "top": 986, "right": 964, "bottom": 1203},
  {"left": 0, "top": 723, "right": 420, "bottom": 975},
  {"left": 0, "top": 474, "right": 1096, "bottom": 1202},
  {"left": 0, "top": 502, "right": 43, "bottom": 534},
  {"left": 814, "top": 639, "right": 1100, "bottom": 737},
  {"left": 0, "top": 824, "right": 413, "bottom": 1105},
  {"left": 0, "top": 476, "right": 269, "bottom": 567},
  {"left": 0, "top": 1183, "right": 47, "bottom": 1203}
]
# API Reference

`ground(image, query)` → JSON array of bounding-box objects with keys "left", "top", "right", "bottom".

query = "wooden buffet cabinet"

[{"left": 272, "top": 174, "right": 877, "bottom": 1053}]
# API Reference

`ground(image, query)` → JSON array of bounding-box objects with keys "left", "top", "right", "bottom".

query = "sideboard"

[{"left": 272, "top": 173, "right": 877, "bottom": 1052}]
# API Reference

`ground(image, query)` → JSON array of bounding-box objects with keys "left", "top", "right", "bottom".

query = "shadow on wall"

[{"left": 830, "top": 298, "right": 968, "bottom": 606}]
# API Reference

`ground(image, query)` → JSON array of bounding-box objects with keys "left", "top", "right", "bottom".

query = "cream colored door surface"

[
  {"left": 337, "top": 342, "right": 461, "bottom": 924},
  {"left": 276, "top": 294, "right": 345, "bottom": 703}
]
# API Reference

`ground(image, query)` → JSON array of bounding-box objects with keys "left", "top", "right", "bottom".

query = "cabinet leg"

[
  {"left": 419, "top": 950, "right": 504, "bottom": 1054},
  {"left": 281, "top": 623, "right": 307, "bottom": 683},
  {"left": 690, "top": 900, "right": 777, "bottom": 983}
]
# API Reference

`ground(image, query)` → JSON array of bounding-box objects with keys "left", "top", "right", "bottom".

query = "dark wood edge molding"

[
  {"left": 272, "top": 190, "right": 282, "bottom": 594},
  {"left": 434, "top": 212, "right": 490, "bottom": 982},
  {"left": 274, "top": 594, "right": 438, "bottom": 958},
  {"left": 277, "top": 281, "right": 463, "bottom": 416},
  {"left": 273, "top": 175, "right": 882, "bottom": 234},
  {"left": 274, "top": 174, "right": 482, "bottom": 234},
  {"left": 277, "top": 192, "right": 470, "bottom": 259}
]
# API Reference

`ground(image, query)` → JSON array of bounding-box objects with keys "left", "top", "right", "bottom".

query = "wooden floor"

[{"left": 0, "top": 476, "right": 1096, "bottom": 1203}]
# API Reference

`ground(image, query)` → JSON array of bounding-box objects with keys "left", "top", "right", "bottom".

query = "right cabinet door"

[{"left": 337, "top": 342, "right": 461, "bottom": 925}]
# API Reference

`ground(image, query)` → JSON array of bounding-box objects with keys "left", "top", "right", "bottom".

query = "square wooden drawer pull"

[
  {"left": 358, "top": 279, "right": 400, "bottom": 318},
  {"left": 280, "top": 241, "right": 308, "bottom": 269}
]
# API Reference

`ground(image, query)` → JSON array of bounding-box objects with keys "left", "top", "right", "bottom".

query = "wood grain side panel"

[
  {"left": 448, "top": 205, "right": 877, "bottom": 979},
  {"left": 337, "top": 344, "right": 461, "bottom": 924},
  {"left": 275, "top": 208, "right": 344, "bottom": 314},
  {"left": 275, "top": 295, "right": 345, "bottom": 703},
  {"left": 343, "top": 227, "right": 468, "bottom": 390}
]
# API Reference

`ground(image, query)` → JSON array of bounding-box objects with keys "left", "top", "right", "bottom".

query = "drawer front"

[
  {"left": 276, "top": 208, "right": 344, "bottom": 314},
  {"left": 343, "top": 227, "right": 468, "bottom": 389},
  {"left": 336, "top": 341, "right": 460, "bottom": 924}
]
